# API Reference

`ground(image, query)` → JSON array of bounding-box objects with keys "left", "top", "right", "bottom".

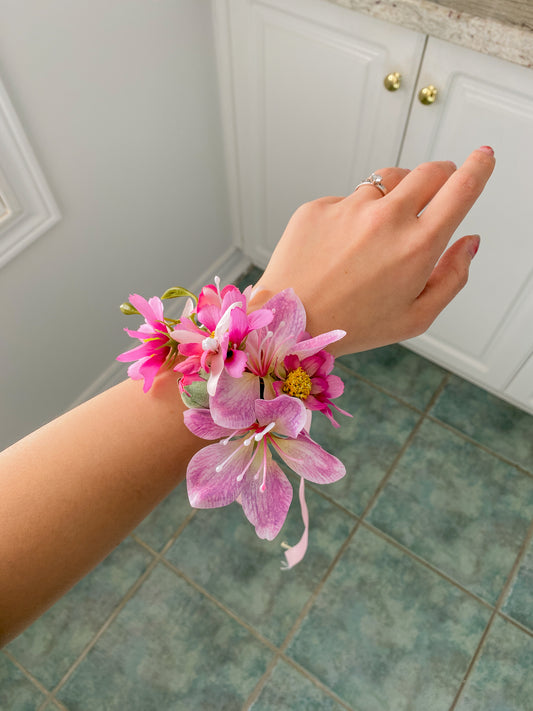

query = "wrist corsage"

[{"left": 117, "top": 278, "right": 350, "bottom": 568}]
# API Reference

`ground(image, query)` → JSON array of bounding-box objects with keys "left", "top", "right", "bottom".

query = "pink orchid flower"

[
  {"left": 272, "top": 352, "right": 352, "bottom": 427},
  {"left": 184, "top": 394, "right": 345, "bottom": 567},
  {"left": 171, "top": 281, "right": 272, "bottom": 397},
  {"left": 210, "top": 288, "right": 346, "bottom": 429},
  {"left": 116, "top": 294, "right": 190, "bottom": 393}
]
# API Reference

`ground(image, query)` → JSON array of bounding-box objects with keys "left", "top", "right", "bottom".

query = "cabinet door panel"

[
  {"left": 400, "top": 38, "right": 533, "bottom": 389},
  {"left": 220, "top": 0, "right": 424, "bottom": 266}
]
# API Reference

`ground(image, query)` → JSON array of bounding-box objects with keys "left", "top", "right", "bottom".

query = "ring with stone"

[{"left": 354, "top": 172, "right": 387, "bottom": 196}]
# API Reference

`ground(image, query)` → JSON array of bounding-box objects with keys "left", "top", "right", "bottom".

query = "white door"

[
  {"left": 400, "top": 37, "right": 533, "bottom": 392},
  {"left": 218, "top": 0, "right": 425, "bottom": 266}
]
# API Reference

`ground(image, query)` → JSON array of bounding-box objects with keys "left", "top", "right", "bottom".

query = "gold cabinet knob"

[
  {"left": 383, "top": 72, "right": 401, "bottom": 91},
  {"left": 418, "top": 85, "right": 438, "bottom": 105}
]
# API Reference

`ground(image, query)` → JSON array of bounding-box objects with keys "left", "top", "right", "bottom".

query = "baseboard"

[{"left": 67, "top": 246, "right": 253, "bottom": 410}]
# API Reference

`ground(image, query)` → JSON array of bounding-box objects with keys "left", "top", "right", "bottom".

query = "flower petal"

[
  {"left": 183, "top": 408, "right": 235, "bottom": 440},
  {"left": 292, "top": 329, "right": 346, "bottom": 359},
  {"left": 276, "top": 433, "right": 346, "bottom": 484},
  {"left": 224, "top": 348, "right": 248, "bottom": 378},
  {"left": 240, "top": 455, "right": 292, "bottom": 540},
  {"left": 186, "top": 441, "right": 247, "bottom": 508},
  {"left": 255, "top": 395, "right": 307, "bottom": 439},
  {"left": 210, "top": 370, "right": 259, "bottom": 428}
]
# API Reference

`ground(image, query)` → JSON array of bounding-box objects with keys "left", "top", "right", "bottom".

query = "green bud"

[
  {"left": 161, "top": 286, "right": 198, "bottom": 304},
  {"left": 180, "top": 378, "right": 209, "bottom": 409},
  {"left": 120, "top": 302, "right": 140, "bottom": 315}
]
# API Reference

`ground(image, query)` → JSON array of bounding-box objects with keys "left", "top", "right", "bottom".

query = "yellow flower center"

[{"left": 282, "top": 367, "right": 312, "bottom": 400}]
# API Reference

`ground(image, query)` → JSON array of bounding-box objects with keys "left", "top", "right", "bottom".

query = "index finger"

[{"left": 419, "top": 146, "right": 495, "bottom": 243}]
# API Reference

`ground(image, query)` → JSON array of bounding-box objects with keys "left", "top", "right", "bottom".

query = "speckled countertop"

[{"left": 326, "top": 0, "right": 533, "bottom": 68}]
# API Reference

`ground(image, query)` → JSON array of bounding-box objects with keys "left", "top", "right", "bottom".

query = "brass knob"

[
  {"left": 418, "top": 85, "right": 438, "bottom": 105},
  {"left": 383, "top": 72, "right": 401, "bottom": 91}
]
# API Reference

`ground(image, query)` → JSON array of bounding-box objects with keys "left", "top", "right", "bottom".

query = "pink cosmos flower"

[
  {"left": 171, "top": 281, "right": 272, "bottom": 397},
  {"left": 210, "top": 288, "right": 346, "bottom": 429},
  {"left": 116, "top": 294, "right": 187, "bottom": 393},
  {"left": 272, "top": 352, "right": 351, "bottom": 428},
  {"left": 184, "top": 394, "right": 345, "bottom": 567}
]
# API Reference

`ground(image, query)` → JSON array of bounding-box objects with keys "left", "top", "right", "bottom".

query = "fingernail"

[
  {"left": 467, "top": 235, "right": 480, "bottom": 259},
  {"left": 478, "top": 145, "right": 494, "bottom": 156}
]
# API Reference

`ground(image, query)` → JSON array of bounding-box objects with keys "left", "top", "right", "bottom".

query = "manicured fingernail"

[
  {"left": 478, "top": 145, "right": 494, "bottom": 156},
  {"left": 467, "top": 235, "right": 480, "bottom": 259}
]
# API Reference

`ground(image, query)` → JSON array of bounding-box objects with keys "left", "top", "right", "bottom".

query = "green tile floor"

[{"left": 2, "top": 265, "right": 533, "bottom": 710}]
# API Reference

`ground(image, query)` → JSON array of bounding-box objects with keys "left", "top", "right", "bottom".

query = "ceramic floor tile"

[
  {"left": 455, "top": 616, "right": 533, "bottom": 711},
  {"left": 286, "top": 526, "right": 490, "bottom": 711},
  {"left": 0, "top": 653, "right": 46, "bottom": 710},
  {"left": 367, "top": 418, "right": 533, "bottom": 604},
  {"left": 235, "top": 265, "right": 263, "bottom": 290},
  {"left": 251, "top": 658, "right": 348, "bottom": 710},
  {"left": 133, "top": 482, "right": 193, "bottom": 551},
  {"left": 6, "top": 538, "right": 152, "bottom": 690},
  {"left": 339, "top": 344, "right": 446, "bottom": 410},
  {"left": 309, "top": 370, "right": 420, "bottom": 516},
  {"left": 164, "top": 479, "right": 354, "bottom": 645},
  {"left": 430, "top": 375, "right": 533, "bottom": 472},
  {"left": 501, "top": 535, "right": 533, "bottom": 632},
  {"left": 57, "top": 562, "right": 273, "bottom": 711}
]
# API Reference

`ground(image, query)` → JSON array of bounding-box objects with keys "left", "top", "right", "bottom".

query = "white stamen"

[
  {"left": 254, "top": 421, "right": 276, "bottom": 442},
  {"left": 214, "top": 275, "right": 221, "bottom": 298},
  {"left": 202, "top": 335, "right": 219, "bottom": 352}
]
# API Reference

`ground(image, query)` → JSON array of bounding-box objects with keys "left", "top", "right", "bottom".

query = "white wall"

[{"left": 0, "top": 0, "right": 236, "bottom": 449}]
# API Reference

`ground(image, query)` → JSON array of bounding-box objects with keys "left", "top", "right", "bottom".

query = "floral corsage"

[{"left": 117, "top": 278, "right": 350, "bottom": 568}]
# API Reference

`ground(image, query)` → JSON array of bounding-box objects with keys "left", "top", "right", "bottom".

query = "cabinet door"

[
  {"left": 215, "top": 0, "right": 425, "bottom": 266},
  {"left": 505, "top": 351, "right": 533, "bottom": 413},
  {"left": 400, "top": 38, "right": 533, "bottom": 391}
]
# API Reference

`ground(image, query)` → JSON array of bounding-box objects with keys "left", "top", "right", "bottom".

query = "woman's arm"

[
  {"left": 0, "top": 148, "right": 495, "bottom": 646},
  {"left": 0, "top": 369, "right": 200, "bottom": 646}
]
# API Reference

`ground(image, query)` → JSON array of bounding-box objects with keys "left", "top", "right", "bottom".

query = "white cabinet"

[
  {"left": 214, "top": 0, "right": 425, "bottom": 266},
  {"left": 400, "top": 38, "right": 533, "bottom": 411},
  {"left": 213, "top": 0, "right": 533, "bottom": 413}
]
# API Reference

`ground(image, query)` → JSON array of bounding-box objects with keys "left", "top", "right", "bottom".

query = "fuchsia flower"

[
  {"left": 116, "top": 294, "right": 186, "bottom": 393},
  {"left": 171, "top": 282, "right": 272, "bottom": 397},
  {"left": 184, "top": 394, "right": 345, "bottom": 565}
]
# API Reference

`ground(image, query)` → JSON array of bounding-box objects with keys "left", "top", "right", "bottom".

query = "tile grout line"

[
  {"left": 448, "top": 510, "right": 533, "bottom": 709},
  {"left": 242, "top": 375, "right": 448, "bottom": 710},
  {"left": 38, "top": 510, "right": 199, "bottom": 709},
  {"left": 1, "top": 648, "right": 52, "bottom": 700}
]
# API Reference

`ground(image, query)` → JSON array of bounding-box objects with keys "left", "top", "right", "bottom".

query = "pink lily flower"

[
  {"left": 171, "top": 281, "right": 272, "bottom": 397},
  {"left": 184, "top": 394, "right": 345, "bottom": 567},
  {"left": 210, "top": 289, "right": 346, "bottom": 429},
  {"left": 272, "top": 352, "right": 352, "bottom": 428},
  {"left": 116, "top": 294, "right": 186, "bottom": 393}
]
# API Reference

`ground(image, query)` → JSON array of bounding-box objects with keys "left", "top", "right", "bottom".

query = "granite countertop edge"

[{"left": 326, "top": 0, "right": 533, "bottom": 69}]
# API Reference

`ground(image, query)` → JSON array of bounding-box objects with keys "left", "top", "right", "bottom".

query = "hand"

[{"left": 252, "top": 147, "right": 495, "bottom": 355}]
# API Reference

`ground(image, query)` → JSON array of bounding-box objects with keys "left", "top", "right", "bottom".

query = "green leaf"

[
  {"left": 120, "top": 302, "right": 140, "bottom": 315},
  {"left": 180, "top": 378, "right": 209, "bottom": 409},
  {"left": 161, "top": 286, "right": 198, "bottom": 304}
]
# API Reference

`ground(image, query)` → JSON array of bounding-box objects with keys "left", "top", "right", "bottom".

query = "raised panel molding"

[
  {"left": 0, "top": 75, "right": 61, "bottom": 268},
  {"left": 220, "top": 0, "right": 425, "bottom": 267}
]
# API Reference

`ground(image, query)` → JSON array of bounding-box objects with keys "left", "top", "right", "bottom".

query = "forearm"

[{"left": 0, "top": 368, "right": 200, "bottom": 647}]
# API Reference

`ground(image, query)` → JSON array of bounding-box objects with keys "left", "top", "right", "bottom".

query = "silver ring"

[{"left": 354, "top": 172, "right": 387, "bottom": 196}]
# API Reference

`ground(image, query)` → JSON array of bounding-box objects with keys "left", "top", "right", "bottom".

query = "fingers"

[
  {"left": 347, "top": 167, "right": 410, "bottom": 202},
  {"left": 411, "top": 234, "right": 480, "bottom": 332},
  {"left": 419, "top": 147, "right": 495, "bottom": 237},
  {"left": 387, "top": 160, "right": 457, "bottom": 215}
]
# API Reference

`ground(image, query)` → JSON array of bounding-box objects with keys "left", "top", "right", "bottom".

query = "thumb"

[{"left": 413, "top": 234, "right": 480, "bottom": 328}]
